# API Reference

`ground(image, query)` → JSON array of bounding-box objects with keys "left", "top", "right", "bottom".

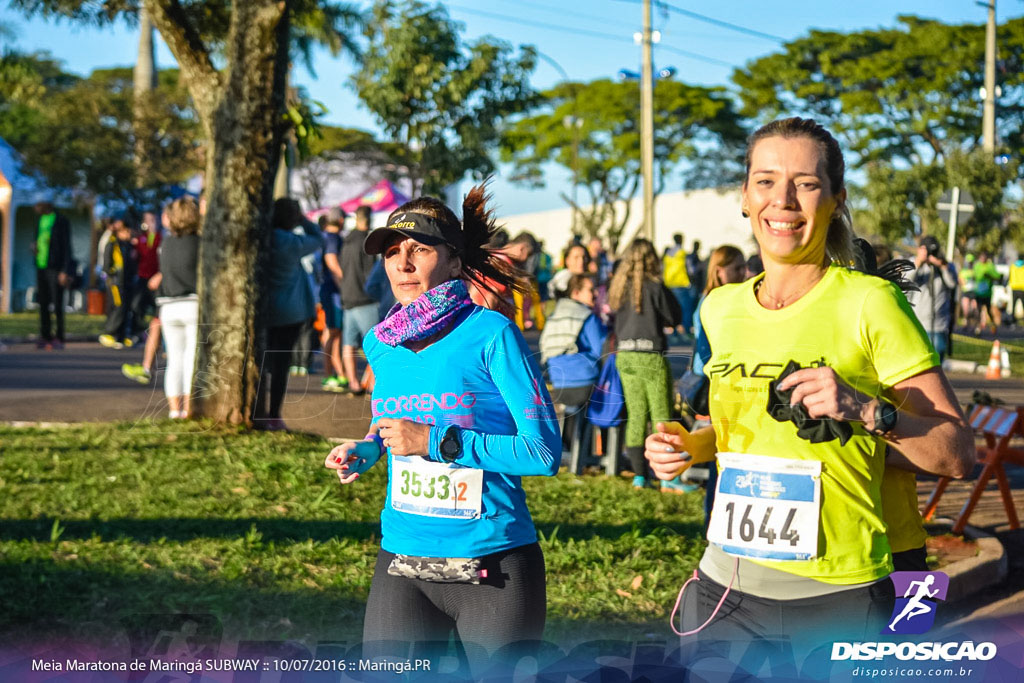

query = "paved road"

[{"left": 0, "top": 341, "right": 375, "bottom": 438}]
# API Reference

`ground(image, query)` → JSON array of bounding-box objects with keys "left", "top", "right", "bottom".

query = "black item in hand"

[{"left": 766, "top": 360, "right": 854, "bottom": 446}]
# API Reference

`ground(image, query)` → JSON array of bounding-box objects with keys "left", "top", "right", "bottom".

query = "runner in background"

[
  {"left": 972, "top": 251, "right": 1000, "bottom": 334},
  {"left": 645, "top": 117, "right": 974, "bottom": 648},
  {"left": 1008, "top": 253, "right": 1024, "bottom": 326},
  {"left": 959, "top": 253, "right": 977, "bottom": 330},
  {"left": 325, "top": 183, "right": 559, "bottom": 675},
  {"left": 122, "top": 209, "right": 163, "bottom": 384}
]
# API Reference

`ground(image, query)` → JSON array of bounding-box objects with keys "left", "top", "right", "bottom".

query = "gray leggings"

[{"left": 361, "top": 543, "right": 546, "bottom": 674}]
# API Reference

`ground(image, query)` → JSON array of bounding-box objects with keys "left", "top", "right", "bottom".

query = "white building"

[{"left": 495, "top": 187, "right": 756, "bottom": 258}]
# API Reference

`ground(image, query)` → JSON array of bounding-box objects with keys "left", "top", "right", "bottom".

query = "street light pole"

[
  {"left": 982, "top": 0, "right": 997, "bottom": 153},
  {"left": 640, "top": 0, "right": 655, "bottom": 242}
]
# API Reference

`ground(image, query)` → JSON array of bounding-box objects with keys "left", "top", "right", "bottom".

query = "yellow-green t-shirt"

[
  {"left": 700, "top": 265, "right": 939, "bottom": 584},
  {"left": 881, "top": 467, "right": 927, "bottom": 554}
]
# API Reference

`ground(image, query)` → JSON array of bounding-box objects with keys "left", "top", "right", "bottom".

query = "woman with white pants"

[{"left": 154, "top": 197, "right": 201, "bottom": 419}]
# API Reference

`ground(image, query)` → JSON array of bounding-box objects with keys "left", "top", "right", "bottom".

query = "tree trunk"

[
  {"left": 132, "top": 7, "right": 159, "bottom": 188},
  {"left": 146, "top": 0, "right": 291, "bottom": 426}
]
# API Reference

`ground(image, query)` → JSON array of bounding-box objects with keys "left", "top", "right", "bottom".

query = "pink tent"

[{"left": 340, "top": 179, "right": 409, "bottom": 214}]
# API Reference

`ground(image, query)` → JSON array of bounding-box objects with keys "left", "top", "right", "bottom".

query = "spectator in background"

[
  {"left": 609, "top": 238, "right": 681, "bottom": 489},
  {"left": 256, "top": 198, "right": 322, "bottom": 430},
  {"left": 338, "top": 205, "right": 379, "bottom": 395},
  {"left": 745, "top": 251, "right": 764, "bottom": 279},
  {"left": 535, "top": 241, "right": 554, "bottom": 302},
  {"left": 907, "top": 236, "right": 957, "bottom": 359},
  {"left": 682, "top": 244, "right": 746, "bottom": 502},
  {"left": 99, "top": 215, "right": 138, "bottom": 349},
  {"left": 151, "top": 197, "right": 200, "bottom": 419},
  {"left": 503, "top": 231, "right": 544, "bottom": 331},
  {"left": 364, "top": 258, "right": 396, "bottom": 322},
  {"left": 587, "top": 236, "right": 612, "bottom": 285},
  {"left": 292, "top": 213, "right": 324, "bottom": 378},
  {"left": 686, "top": 240, "right": 705, "bottom": 304},
  {"left": 32, "top": 197, "right": 74, "bottom": 350},
  {"left": 548, "top": 243, "right": 591, "bottom": 300},
  {"left": 467, "top": 228, "right": 518, "bottom": 319},
  {"left": 663, "top": 232, "right": 693, "bottom": 339},
  {"left": 540, "top": 273, "right": 608, "bottom": 461},
  {"left": 319, "top": 208, "right": 348, "bottom": 392}
]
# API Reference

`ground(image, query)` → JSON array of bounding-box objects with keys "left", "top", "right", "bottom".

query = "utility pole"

[
  {"left": 982, "top": 0, "right": 997, "bottom": 153},
  {"left": 640, "top": 0, "right": 655, "bottom": 242}
]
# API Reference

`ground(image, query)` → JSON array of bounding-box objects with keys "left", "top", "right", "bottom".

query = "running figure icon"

[{"left": 888, "top": 574, "right": 940, "bottom": 631}]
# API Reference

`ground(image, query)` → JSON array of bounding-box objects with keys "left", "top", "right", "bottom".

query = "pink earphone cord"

[{"left": 669, "top": 556, "right": 738, "bottom": 637}]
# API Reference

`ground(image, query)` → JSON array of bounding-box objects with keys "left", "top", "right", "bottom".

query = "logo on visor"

[
  {"left": 884, "top": 571, "right": 949, "bottom": 635},
  {"left": 390, "top": 213, "right": 417, "bottom": 230}
]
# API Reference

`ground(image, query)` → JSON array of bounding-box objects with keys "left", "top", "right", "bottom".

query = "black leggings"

[
  {"left": 258, "top": 322, "right": 303, "bottom": 419},
  {"left": 36, "top": 268, "right": 66, "bottom": 342},
  {"left": 362, "top": 543, "right": 546, "bottom": 674},
  {"left": 679, "top": 569, "right": 894, "bottom": 650}
]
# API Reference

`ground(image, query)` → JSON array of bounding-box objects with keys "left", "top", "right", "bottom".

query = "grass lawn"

[
  {"left": 950, "top": 333, "right": 1024, "bottom": 376},
  {"left": 0, "top": 312, "right": 106, "bottom": 341},
  {"left": 0, "top": 422, "right": 706, "bottom": 648}
]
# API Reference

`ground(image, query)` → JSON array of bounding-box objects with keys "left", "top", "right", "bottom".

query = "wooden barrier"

[{"left": 922, "top": 404, "right": 1024, "bottom": 534}]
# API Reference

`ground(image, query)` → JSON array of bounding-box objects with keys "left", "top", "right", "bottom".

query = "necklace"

[{"left": 755, "top": 273, "right": 824, "bottom": 309}]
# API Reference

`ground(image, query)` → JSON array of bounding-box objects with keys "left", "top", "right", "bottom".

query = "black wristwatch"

[
  {"left": 440, "top": 425, "right": 462, "bottom": 463},
  {"left": 870, "top": 399, "right": 899, "bottom": 437}
]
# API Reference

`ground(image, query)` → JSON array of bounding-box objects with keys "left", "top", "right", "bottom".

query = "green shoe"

[
  {"left": 98, "top": 334, "right": 123, "bottom": 349},
  {"left": 121, "top": 363, "right": 152, "bottom": 384},
  {"left": 321, "top": 375, "right": 350, "bottom": 393}
]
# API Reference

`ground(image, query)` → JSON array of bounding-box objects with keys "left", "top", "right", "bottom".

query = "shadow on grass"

[
  {"left": 0, "top": 556, "right": 368, "bottom": 643},
  {"left": 0, "top": 517, "right": 705, "bottom": 544}
]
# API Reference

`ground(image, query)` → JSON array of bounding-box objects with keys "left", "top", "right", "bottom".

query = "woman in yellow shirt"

[{"left": 645, "top": 117, "right": 975, "bottom": 647}]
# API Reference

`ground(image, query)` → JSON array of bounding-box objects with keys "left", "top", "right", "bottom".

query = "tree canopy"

[
  {"left": 352, "top": 0, "right": 537, "bottom": 196},
  {"left": 733, "top": 15, "right": 1024, "bottom": 248},
  {"left": 0, "top": 54, "right": 199, "bottom": 197},
  {"left": 501, "top": 78, "right": 746, "bottom": 247}
]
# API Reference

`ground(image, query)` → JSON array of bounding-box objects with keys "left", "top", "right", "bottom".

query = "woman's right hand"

[
  {"left": 324, "top": 442, "right": 361, "bottom": 484},
  {"left": 645, "top": 422, "right": 712, "bottom": 480}
]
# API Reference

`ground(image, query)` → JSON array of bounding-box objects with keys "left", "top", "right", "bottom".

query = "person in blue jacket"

[
  {"left": 323, "top": 183, "right": 561, "bottom": 673},
  {"left": 256, "top": 198, "right": 322, "bottom": 431}
]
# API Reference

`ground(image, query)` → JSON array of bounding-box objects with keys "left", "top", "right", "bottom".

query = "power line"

[
  {"left": 659, "top": 45, "right": 734, "bottom": 69},
  {"left": 445, "top": 3, "right": 739, "bottom": 69},
  {"left": 511, "top": 0, "right": 626, "bottom": 30},
  {"left": 616, "top": 0, "right": 786, "bottom": 43}
]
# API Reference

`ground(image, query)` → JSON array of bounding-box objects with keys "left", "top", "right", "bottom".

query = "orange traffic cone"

[{"left": 986, "top": 340, "right": 1002, "bottom": 379}]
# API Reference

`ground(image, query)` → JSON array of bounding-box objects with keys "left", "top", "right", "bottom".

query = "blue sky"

[{"left": 5, "top": 0, "right": 1019, "bottom": 213}]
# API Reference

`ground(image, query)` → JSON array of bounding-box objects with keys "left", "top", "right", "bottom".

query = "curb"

[{"left": 931, "top": 518, "right": 1008, "bottom": 604}]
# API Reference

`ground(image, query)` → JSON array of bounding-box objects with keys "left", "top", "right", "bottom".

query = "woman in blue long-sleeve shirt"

[{"left": 324, "top": 184, "right": 561, "bottom": 673}]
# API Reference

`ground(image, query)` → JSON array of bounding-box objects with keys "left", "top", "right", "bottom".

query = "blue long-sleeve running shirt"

[{"left": 364, "top": 305, "right": 562, "bottom": 558}]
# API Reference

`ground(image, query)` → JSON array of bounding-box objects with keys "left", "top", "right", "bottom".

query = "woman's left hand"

[
  {"left": 777, "top": 366, "right": 874, "bottom": 424},
  {"left": 374, "top": 418, "right": 432, "bottom": 456}
]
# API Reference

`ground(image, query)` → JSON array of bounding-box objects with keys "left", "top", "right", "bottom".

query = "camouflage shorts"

[{"left": 387, "top": 554, "right": 485, "bottom": 584}]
